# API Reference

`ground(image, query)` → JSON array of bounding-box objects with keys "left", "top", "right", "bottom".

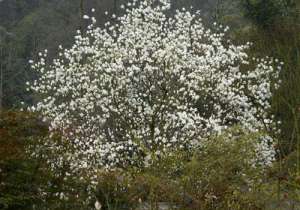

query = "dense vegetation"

[{"left": 0, "top": 0, "right": 300, "bottom": 209}]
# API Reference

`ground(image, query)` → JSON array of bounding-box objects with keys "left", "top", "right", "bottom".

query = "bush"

[
  {"left": 0, "top": 111, "right": 48, "bottom": 210},
  {"left": 0, "top": 111, "right": 93, "bottom": 210},
  {"left": 0, "top": 112, "right": 296, "bottom": 209},
  {"left": 88, "top": 128, "right": 280, "bottom": 210}
]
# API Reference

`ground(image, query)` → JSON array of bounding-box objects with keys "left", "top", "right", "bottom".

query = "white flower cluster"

[
  {"left": 256, "top": 135, "right": 277, "bottom": 166},
  {"left": 28, "top": 0, "right": 280, "bottom": 172}
]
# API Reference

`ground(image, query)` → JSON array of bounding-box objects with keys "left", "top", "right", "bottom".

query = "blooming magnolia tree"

[{"left": 29, "top": 0, "right": 280, "bottom": 173}]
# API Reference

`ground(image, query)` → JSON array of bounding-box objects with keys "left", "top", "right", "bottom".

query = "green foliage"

[
  {"left": 1, "top": 111, "right": 300, "bottom": 209},
  {"left": 0, "top": 111, "right": 92, "bottom": 210},
  {"left": 142, "top": 128, "right": 273, "bottom": 210},
  {"left": 88, "top": 128, "right": 281, "bottom": 210},
  {"left": 240, "top": 0, "right": 298, "bottom": 28},
  {"left": 0, "top": 111, "right": 48, "bottom": 209},
  {"left": 0, "top": 110, "right": 47, "bottom": 160},
  {"left": 241, "top": 0, "right": 280, "bottom": 28}
]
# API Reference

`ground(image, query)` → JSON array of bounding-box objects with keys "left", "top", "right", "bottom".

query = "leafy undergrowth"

[
  {"left": 1, "top": 111, "right": 300, "bottom": 210},
  {"left": 93, "top": 129, "right": 284, "bottom": 210}
]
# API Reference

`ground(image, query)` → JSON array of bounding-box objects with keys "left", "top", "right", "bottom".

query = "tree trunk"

[
  {"left": 0, "top": 46, "right": 3, "bottom": 111},
  {"left": 79, "top": 0, "right": 84, "bottom": 32},
  {"left": 114, "top": 0, "right": 118, "bottom": 15}
]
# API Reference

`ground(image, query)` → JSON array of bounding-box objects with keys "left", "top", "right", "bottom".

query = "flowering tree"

[{"left": 28, "top": 0, "right": 280, "bottom": 173}]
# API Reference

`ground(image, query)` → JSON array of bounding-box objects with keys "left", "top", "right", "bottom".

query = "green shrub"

[
  {"left": 89, "top": 128, "right": 280, "bottom": 210},
  {"left": 0, "top": 111, "right": 49, "bottom": 210},
  {"left": 1, "top": 112, "right": 298, "bottom": 210},
  {"left": 0, "top": 111, "right": 92, "bottom": 210}
]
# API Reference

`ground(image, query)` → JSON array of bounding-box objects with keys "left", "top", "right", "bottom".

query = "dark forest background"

[{"left": 0, "top": 1, "right": 300, "bottom": 209}]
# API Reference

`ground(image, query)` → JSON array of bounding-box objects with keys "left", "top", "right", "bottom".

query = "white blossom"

[{"left": 83, "top": 15, "right": 90, "bottom": 19}]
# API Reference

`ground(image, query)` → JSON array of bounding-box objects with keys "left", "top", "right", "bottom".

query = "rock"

[
  {"left": 137, "top": 202, "right": 177, "bottom": 210},
  {"left": 95, "top": 200, "right": 102, "bottom": 210}
]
